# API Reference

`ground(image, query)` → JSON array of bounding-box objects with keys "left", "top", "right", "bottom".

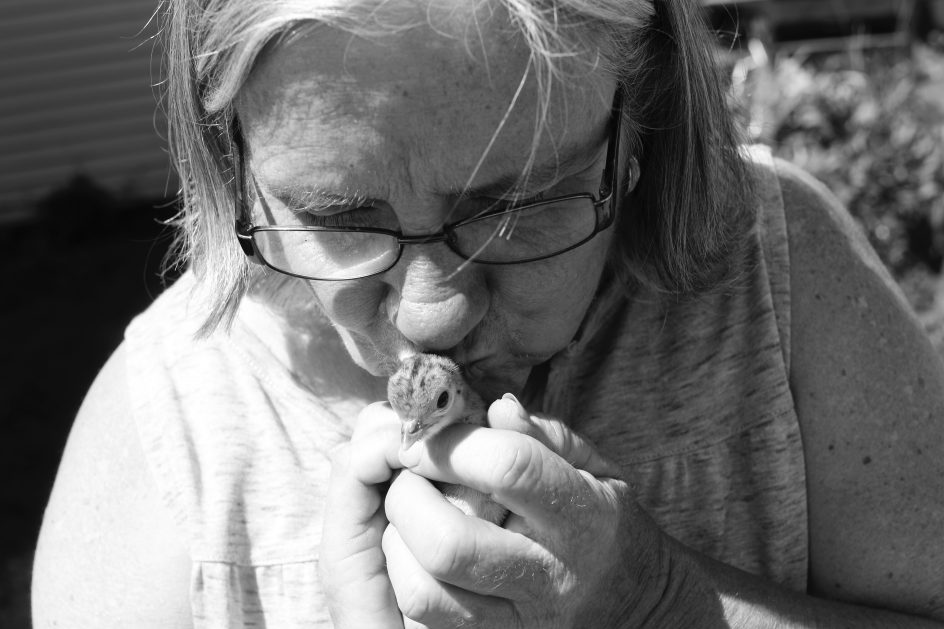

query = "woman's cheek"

[
  {"left": 305, "top": 280, "right": 405, "bottom": 375},
  {"left": 308, "top": 280, "right": 386, "bottom": 330},
  {"left": 334, "top": 327, "right": 398, "bottom": 376},
  {"left": 497, "top": 249, "right": 605, "bottom": 326}
]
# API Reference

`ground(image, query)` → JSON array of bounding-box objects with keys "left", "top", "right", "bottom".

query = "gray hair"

[{"left": 158, "top": 0, "right": 750, "bottom": 334}]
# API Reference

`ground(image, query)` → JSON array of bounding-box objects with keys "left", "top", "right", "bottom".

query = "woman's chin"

[
  {"left": 466, "top": 361, "right": 532, "bottom": 403},
  {"left": 334, "top": 331, "right": 404, "bottom": 378}
]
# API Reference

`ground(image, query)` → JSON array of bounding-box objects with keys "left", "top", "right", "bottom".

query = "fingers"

[
  {"left": 319, "top": 442, "right": 402, "bottom": 628},
  {"left": 384, "top": 469, "right": 552, "bottom": 601},
  {"left": 383, "top": 524, "right": 521, "bottom": 628},
  {"left": 397, "top": 419, "right": 617, "bottom": 529},
  {"left": 486, "top": 394, "right": 620, "bottom": 478},
  {"left": 324, "top": 443, "right": 384, "bottom": 530},
  {"left": 348, "top": 401, "right": 403, "bottom": 484}
]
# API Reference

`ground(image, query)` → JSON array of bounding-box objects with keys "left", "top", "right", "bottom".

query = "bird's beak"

[{"left": 401, "top": 419, "right": 425, "bottom": 450}]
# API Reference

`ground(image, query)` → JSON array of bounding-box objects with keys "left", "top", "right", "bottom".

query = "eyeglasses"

[{"left": 234, "top": 90, "right": 623, "bottom": 281}]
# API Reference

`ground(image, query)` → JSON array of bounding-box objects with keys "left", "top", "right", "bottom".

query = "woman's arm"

[
  {"left": 673, "top": 159, "right": 944, "bottom": 626},
  {"left": 784, "top": 157, "right": 944, "bottom": 619},
  {"left": 330, "top": 161, "right": 944, "bottom": 627},
  {"left": 374, "top": 159, "right": 944, "bottom": 625},
  {"left": 661, "top": 160, "right": 944, "bottom": 627},
  {"left": 32, "top": 344, "right": 193, "bottom": 628},
  {"left": 385, "top": 401, "right": 944, "bottom": 628}
]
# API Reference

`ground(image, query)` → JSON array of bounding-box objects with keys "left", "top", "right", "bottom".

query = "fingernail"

[
  {"left": 399, "top": 443, "right": 423, "bottom": 468},
  {"left": 501, "top": 393, "right": 529, "bottom": 419}
]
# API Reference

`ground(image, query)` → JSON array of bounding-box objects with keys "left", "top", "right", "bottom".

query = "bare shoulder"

[
  {"left": 775, "top": 157, "right": 944, "bottom": 617},
  {"left": 32, "top": 343, "right": 193, "bottom": 628},
  {"left": 775, "top": 157, "right": 903, "bottom": 293}
]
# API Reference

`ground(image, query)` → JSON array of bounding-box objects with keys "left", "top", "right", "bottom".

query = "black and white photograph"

[{"left": 3, "top": 1, "right": 944, "bottom": 627}]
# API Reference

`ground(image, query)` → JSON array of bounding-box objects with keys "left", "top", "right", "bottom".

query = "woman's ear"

[{"left": 625, "top": 156, "right": 641, "bottom": 194}]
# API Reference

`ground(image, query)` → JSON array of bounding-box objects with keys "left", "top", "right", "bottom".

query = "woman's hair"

[{"left": 159, "top": 0, "right": 751, "bottom": 334}]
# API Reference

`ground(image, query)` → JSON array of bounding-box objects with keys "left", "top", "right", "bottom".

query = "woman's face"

[{"left": 236, "top": 8, "right": 618, "bottom": 400}]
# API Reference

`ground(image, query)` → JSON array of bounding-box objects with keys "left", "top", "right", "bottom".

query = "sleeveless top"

[{"left": 125, "top": 147, "right": 807, "bottom": 628}]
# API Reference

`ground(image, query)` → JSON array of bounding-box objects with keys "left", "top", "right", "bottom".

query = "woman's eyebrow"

[
  {"left": 462, "top": 139, "right": 603, "bottom": 198},
  {"left": 256, "top": 136, "right": 603, "bottom": 207},
  {"left": 267, "top": 184, "right": 373, "bottom": 211}
]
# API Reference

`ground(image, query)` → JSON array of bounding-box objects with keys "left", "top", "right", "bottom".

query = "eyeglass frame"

[{"left": 233, "top": 88, "right": 624, "bottom": 281}]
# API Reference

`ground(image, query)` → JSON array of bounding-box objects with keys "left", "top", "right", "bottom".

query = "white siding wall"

[{"left": 0, "top": 0, "right": 174, "bottom": 222}]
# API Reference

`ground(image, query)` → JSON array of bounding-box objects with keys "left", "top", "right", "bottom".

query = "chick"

[{"left": 387, "top": 354, "right": 507, "bottom": 525}]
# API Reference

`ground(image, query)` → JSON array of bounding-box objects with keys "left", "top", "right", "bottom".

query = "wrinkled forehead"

[{"left": 234, "top": 2, "right": 613, "bottom": 186}]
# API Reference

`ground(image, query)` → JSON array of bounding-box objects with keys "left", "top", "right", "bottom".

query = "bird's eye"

[{"left": 436, "top": 391, "right": 450, "bottom": 409}]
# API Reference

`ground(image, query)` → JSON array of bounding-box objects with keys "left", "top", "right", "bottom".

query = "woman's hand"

[
  {"left": 381, "top": 395, "right": 715, "bottom": 628},
  {"left": 319, "top": 402, "right": 404, "bottom": 629}
]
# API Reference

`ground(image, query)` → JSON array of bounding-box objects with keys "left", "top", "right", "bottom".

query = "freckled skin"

[
  {"left": 388, "top": 354, "right": 507, "bottom": 524},
  {"left": 235, "top": 21, "right": 616, "bottom": 403}
]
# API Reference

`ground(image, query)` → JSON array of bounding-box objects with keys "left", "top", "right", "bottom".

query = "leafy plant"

[
  {"left": 731, "top": 42, "right": 944, "bottom": 344},
  {"left": 742, "top": 45, "right": 944, "bottom": 275}
]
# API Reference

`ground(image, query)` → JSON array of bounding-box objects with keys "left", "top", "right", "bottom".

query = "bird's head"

[{"left": 388, "top": 354, "right": 468, "bottom": 450}]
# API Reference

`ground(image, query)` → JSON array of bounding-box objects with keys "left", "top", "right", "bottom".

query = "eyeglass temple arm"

[
  {"left": 230, "top": 119, "right": 262, "bottom": 261},
  {"left": 599, "top": 87, "right": 623, "bottom": 202},
  {"left": 229, "top": 91, "right": 623, "bottom": 261}
]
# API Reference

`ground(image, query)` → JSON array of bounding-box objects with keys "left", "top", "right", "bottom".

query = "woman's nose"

[{"left": 385, "top": 248, "right": 489, "bottom": 352}]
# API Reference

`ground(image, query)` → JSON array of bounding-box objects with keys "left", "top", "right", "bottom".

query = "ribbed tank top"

[{"left": 125, "top": 146, "right": 806, "bottom": 627}]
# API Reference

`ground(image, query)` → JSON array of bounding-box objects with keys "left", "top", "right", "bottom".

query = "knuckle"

[
  {"left": 348, "top": 442, "right": 373, "bottom": 475},
  {"left": 421, "top": 525, "right": 472, "bottom": 578},
  {"left": 474, "top": 554, "right": 555, "bottom": 599},
  {"left": 352, "top": 401, "right": 396, "bottom": 439},
  {"left": 396, "top": 577, "right": 437, "bottom": 622},
  {"left": 545, "top": 418, "right": 568, "bottom": 448},
  {"left": 541, "top": 417, "right": 587, "bottom": 467},
  {"left": 326, "top": 442, "right": 351, "bottom": 470},
  {"left": 491, "top": 439, "right": 543, "bottom": 493},
  {"left": 566, "top": 479, "right": 624, "bottom": 543}
]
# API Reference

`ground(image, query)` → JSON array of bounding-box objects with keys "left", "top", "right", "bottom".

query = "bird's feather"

[{"left": 388, "top": 354, "right": 507, "bottom": 525}]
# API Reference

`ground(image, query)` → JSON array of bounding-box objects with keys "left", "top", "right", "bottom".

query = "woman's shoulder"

[
  {"left": 125, "top": 272, "right": 380, "bottom": 420},
  {"left": 32, "top": 343, "right": 193, "bottom": 628},
  {"left": 119, "top": 276, "right": 366, "bottom": 565},
  {"left": 768, "top": 157, "right": 944, "bottom": 614},
  {"left": 741, "top": 152, "right": 903, "bottom": 300},
  {"left": 123, "top": 274, "right": 364, "bottom": 467},
  {"left": 769, "top": 155, "right": 914, "bottom": 320},
  {"left": 740, "top": 146, "right": 850, "bottom": 222},
  {"left": 772, "top": 156, "right": 875, "bottom": 253},
  {"left": 769, "top": 155, "right": 923, "bottom": 385}
]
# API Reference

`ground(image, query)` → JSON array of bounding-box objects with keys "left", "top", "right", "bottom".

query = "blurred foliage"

[
  {"left": 729, "top": 42, "right": 944, "bottom": 338},
  {"left": 737, "top": 44, "right": 944, "bottom": 277}
]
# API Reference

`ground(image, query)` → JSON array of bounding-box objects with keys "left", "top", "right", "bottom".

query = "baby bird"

[{"left": 387, "top": 354, "right": 507, "bottom": 525}]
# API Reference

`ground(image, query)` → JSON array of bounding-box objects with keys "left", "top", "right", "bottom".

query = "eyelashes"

[
  {"left": 299, "top": 192, "right": 551, "bottom": 228},
  {"left": 298, "top": 206, "right": 383, "bottom": 228},
  {"left": 262, "top": 182, "right": 556, "bottom": 232}
]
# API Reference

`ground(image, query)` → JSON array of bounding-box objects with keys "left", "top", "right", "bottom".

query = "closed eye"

[
  {"left": 495, "top": 191, "right": 549, "bottom": 210},
  {"left": 502, "top": 190, "right": 549, "bottom": 206},
  {"left": 459, "top": 191, "right": 550, "bottom": 222},
  {"left": 295, "top": 205, "right": 395, "bottom": 230},
  {"left": 252, "top": 175, "right": 396, "bottom": 229}
]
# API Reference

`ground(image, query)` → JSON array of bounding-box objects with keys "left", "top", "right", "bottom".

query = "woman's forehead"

[{"left": 236, "top": 12, "right": 613, "bottom": 194}]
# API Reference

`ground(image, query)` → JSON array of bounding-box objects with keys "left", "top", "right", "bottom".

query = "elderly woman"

[{"left": 32, "top": 0, "right": 944, "bottom": 627}]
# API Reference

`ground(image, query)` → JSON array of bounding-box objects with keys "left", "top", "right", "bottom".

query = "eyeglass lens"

[
  {"left": 450, "top": 197, "right": 597, "bottom": 262},
  {"left": 250, "top": 196, "right": 598, "bottom": 280},
  {"left": 253, "top": 229, "right": 401, "bottom": 280}
]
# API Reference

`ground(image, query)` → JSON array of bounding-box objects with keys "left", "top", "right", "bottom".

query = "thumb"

[{"left": 487, "top": 393, "right": 620, "bottom": 478}]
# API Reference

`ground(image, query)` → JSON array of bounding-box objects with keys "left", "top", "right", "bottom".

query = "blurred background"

[
  {"left": 1, "top": 1, "right": 178, "bottom": 626},
  {"left": 2, "top": 0, "right": 943, "bottom": 626}
]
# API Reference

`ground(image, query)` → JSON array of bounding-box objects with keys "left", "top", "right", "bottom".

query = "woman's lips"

[
  {"left": 462, "top": 358, "right": 490, "bottom": 381},
  {"left": 461, "top": 354, "right": 549, "bottom": 401}
]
